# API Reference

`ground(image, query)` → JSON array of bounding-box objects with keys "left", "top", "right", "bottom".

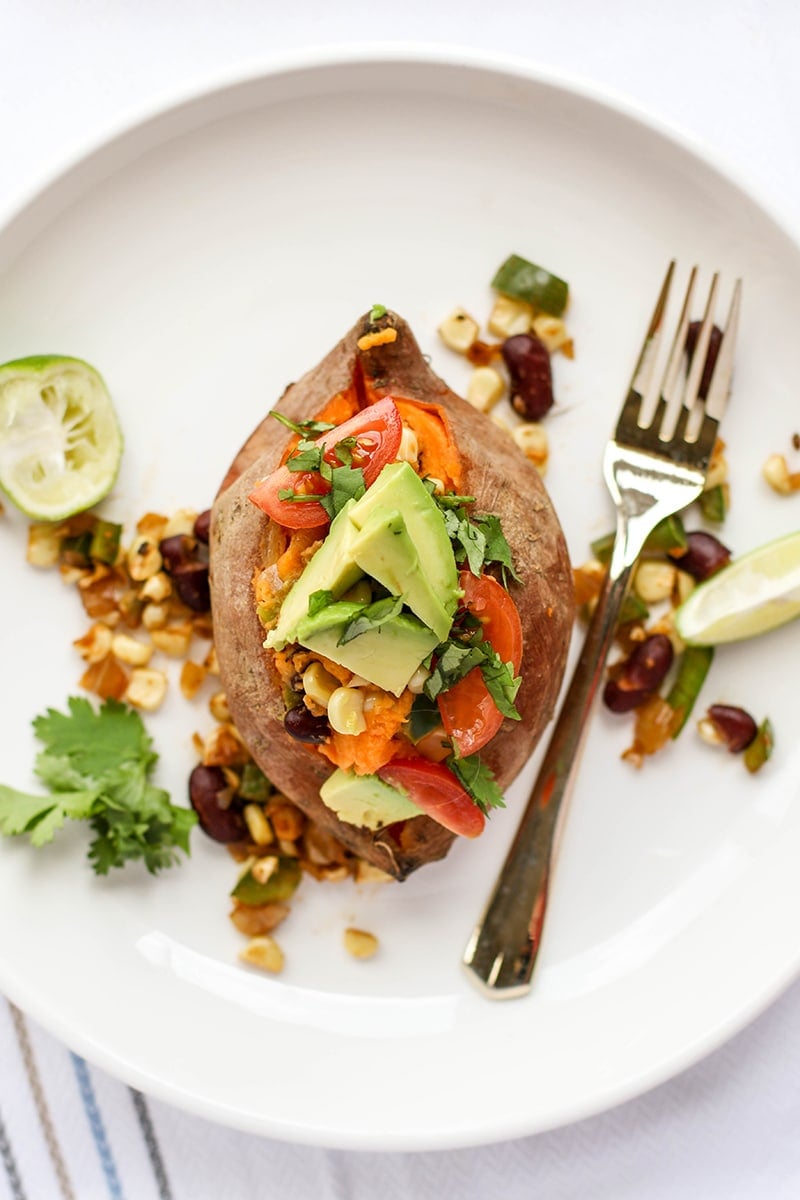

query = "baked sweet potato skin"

[{"left": 210, "top": 310, "right": 574, "bottom": 879}]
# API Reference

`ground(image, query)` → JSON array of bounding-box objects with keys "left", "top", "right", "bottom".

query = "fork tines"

[{"left": 616, "top": 261, "right": 742, "bottom": 470}]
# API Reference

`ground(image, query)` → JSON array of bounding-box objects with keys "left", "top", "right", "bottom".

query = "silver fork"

[{"left": 463, "top": 261, "right": 742, "bottom": 999}]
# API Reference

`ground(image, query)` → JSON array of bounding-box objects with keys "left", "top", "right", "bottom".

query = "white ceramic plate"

[{"left": 1, "top": 48, "right": 800, "bottom": 1151}]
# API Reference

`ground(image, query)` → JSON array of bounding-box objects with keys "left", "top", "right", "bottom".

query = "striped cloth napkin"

[{"left": 4, "top": 979, "right": 800, "bottom": 1199}]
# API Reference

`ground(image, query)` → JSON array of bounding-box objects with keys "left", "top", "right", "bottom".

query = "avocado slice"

[
  {"left": 319, "top": 767, "right": 422, "bottom": 830},
  {"left": 295, "top": 601, "right": 438, "bottom": 697},
  {"left": 265, "top": 499, "right": 364, "bottom": 650},
  {"left": 349, "top": 504, "right": 452, "bottom": 642},
  {"left": 349, "top": 462, "right": 459, "bottom": 626}
]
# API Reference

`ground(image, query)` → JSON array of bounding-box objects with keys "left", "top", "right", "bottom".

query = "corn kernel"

[
  {"left": 328, "top": 687, "right": 367, "bottom": 735},
  {"left": 487, "top": 294, "right": 534, "bottom": 339},
  {"left": 180, "top": 660, "right": 207, "bottom": 699},
  {"left": 125, "top": 667, "right": 168, "bottom": 711},
  {"left": 126, "top": 539, "right": 163, "bottom": 582},
  {"left": 244, "top": 807, "right": 274, "bottom": 847},
  {"left": 162, "top": 508, "right": 199, "bottom": 539},
  {"left": 111, "top": 632, "right": 154, "bottom": 666},
  {"left": 437, "top": 307, "right": 479, "bottom": 354},
  {"left": 466, "top": 366, "right": 505, "bottom": 413},
  {"left": 73, "top": 622, "right": 113, "bottom": 664},
  {"left": 139, "top": 571, "right": 172, "bottom": 603},
  {"left": 532, "top": 313, "right": 571, "bottom": 354},
  {"left": 302, "top": 662, "right": 339, "bottom": 708},
  {"left": 397, "top": 424, "right": 419, "bottom": 466},
  {"left": 512, "top": 422, "right": 549, "bottom": 474},
  {"left": 406, "top": 665, "right": 430, "bottom": 695},
  {"left": 238, "top": 935, "right": 284, "bottom": 974},
  {"left": 763, "top": 453, "right": 800, "bottom": 494},
  {"left": 343, "top": 928, "right": 379, "bottom": 960},
  {"left": 27, "top": 524, "right": 63, "bottom": 568},
  {"left": 208, "top": 690, "right": 231, "bottom": 722},
  {"left": 150, "top": 621, "right": 193, "bottom": 658},
  {"left": 203, "top": 723, "right": 249, "bottom": 767},
  {"left": 142, "top": 602, "right": 169, "bottom": 631},
  {"left": 633, "top": 561, "right": 676, "bottom": 604}
]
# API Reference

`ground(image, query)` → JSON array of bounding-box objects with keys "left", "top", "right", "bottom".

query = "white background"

[{"left": 1, "top": 1, "right": 800, "bottom": 1196}]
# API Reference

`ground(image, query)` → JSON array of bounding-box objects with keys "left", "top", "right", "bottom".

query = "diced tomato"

[
  {"left": 438, "top": 571, "right": 523, "bottom": 757},
  {"left": 377, "top": 758, "right": 485, "bottom": 838},
  {"left": 248, "top": 397, "right": 403, "bottom": 528}
]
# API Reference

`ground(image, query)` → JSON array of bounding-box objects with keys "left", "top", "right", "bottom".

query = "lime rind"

[
  {"left": 0, "top": 355, "right": 122, "bottom": 521},
  {"left": 675, "top": 530, "right": 800, "bottom": 645}
]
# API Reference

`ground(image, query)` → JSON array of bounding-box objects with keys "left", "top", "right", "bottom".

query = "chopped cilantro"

[
  {"left": 424, "top": 632, "right": 521, "bottom": 720},
  {"left": 270, "top": 411, "right": 335, "bottom": 438},
  {"left": 408, "top": 694, "right": 445, "bottom": 743},
  {"left": 0, "top": 697, "right": 196, "bottom": 874},
  {"left": 319, "top": 465, "right": 366, "bottom": 520},
  {"left": 338, "top": 594, "right": 404, "bottom": 644},
  {"left": 307, "top": 589, "right": 335, "bottom": 617},
  {"left": 369, "top": 304, "right": 387, "bottom": 321},
  {"left": 447, "top": 750, "right": 506, "bottom": 814},
  {"left": 286, "top": 438, "right": 323, "bottom": 473},
  {"left": 430, "top": 490, "right": 520, "bottom": 585}
]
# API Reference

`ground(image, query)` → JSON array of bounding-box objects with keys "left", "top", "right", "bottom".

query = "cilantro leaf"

[
  {"left": 0, "top": 698, "right": 197, "bottom": 874},
  {"left": 423, "top": 635, "right": 521, "bottom": 720},
  {"left": 286, "top": 439, "right": 323, "bottom": 473},
  {"left": 473, "top": 514, "right": 521, "bottom": 584},
  {"left": 447, "top": 752, "right": 506, "bottom": 815},
  {"left": 369, "top": 304, "right": 387, "bottom": 321},
  {"left": 407, "top": 694, "right": 445, "bottom": 744},
  {"left": 338, "top": 594, "right": 404, "bottom": 644},
  {"left": 307, "top": 589, "right": 335, "bottom": 617},
  {"left": 270, "top": 410, "right": 335, "bottom": 438},
  {"left": 319, "top": 465, "right": 366, "bottom": 520}
]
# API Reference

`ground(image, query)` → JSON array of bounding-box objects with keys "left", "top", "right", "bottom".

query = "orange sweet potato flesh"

[{"left": 210, "top": 310, "right": 574, "bottom": 880}]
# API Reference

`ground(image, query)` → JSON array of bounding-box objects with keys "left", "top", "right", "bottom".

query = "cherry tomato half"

[
  {"left": 438, "top": 571, "right": 523, "bottom": 757},
  {"left": 377, "top": 758, "right": 485, "bottom": 839},
  {"left": 248, "top": 396, "right": 403, "bottom": 528}
]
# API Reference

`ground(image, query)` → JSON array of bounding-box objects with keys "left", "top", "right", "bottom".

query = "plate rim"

[{"left": 2, "top": 43, "right": 800, "bottom": 1150}]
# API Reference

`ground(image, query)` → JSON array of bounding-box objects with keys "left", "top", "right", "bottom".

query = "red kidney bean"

[
  {"left": 172, "top": 561, "right": 211, "bottom": 612},
  {"left": 501, "top": 333, "right": 554, "bottom": 420},
  {"left": 189, "top": 765, "right": 247, "bottom": 842},
  {"left": 284, "top": 705, "right": 330, "bottom": 743},
  {"left": 677, "top": 531, "right": 731, "bottom": 581},
  {"left": 705, "top": 704, "right": 758, "bottom": 753},
  {"left": 159, "top": 533, "right": 198, "bottom": 573},
  {"left": 193, "top": 509, "right": 212, "bottom": 544},
  {"left": 603, "top": 634, "right": 674, "bottom": 713},
  {"left": 686, "top": 321, "right": 723, "bottom": 399}
]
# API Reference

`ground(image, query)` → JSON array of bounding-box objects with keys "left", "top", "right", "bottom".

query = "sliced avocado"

[
  {"left": 319, "top": 768, "right": 422, "bottom": 830},
  {"left": 265, "top": 499, "right": 364, "bottom": 650},
  {"left": 295, "top": 601, "right": 438, "bottom": 697},
  {"left": 350, "top": 504, "right": 452, "bottom": 642},
  {"left": 349, "top": 462, "right": 459, "bottom": 625}
]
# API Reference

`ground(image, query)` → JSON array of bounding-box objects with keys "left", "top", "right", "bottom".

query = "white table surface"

[{"left": 2, "top": 2, "right": 800, "bottom": 1197}]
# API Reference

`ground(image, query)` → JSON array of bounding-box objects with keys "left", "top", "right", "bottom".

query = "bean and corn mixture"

[
  {"left": 25, "top": 506, "right": 387, "bottom": 972},
  {"left": 438, "top": 254, "right": 777, "bottom": 774}
]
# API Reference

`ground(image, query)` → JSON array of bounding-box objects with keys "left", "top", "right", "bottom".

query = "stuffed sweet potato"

[{"left": 209, "top": 309, "right": 574, "bottom": 879}]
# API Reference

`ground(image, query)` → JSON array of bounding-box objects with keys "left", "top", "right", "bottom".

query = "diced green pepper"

[
  {"left": 89, "top": 518, "right": 122, "bottom": 565},
  {"left": 618, "top": 593, "right": 649, "bottom": 626},
  {"left": 231, "top": 855, "right": 301, "bottom": 905},
  {"left": 590, "top": 515, "right": 687, "bottom": 565},
  {"left": 238, "top": 762, "right": 272, "bottom": 802},
  {"left": 743, "top": 718, "right": 774, "bottom": 773},
  {"left": 491, "top": 254, "right": 569, "bottom": 317},
  {"left": 61, "top": 530, "right": 93, "bottom": 566},
  {"left": 699, "top": 484, "right": 728, "bottom": 524},
  {"left": 666, "top": 645, "right": 714, "bottom": 736}
]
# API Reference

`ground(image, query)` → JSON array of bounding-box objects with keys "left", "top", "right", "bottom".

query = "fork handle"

[{"left": 462, "top": 558, "right": 635, "bottom": 997}]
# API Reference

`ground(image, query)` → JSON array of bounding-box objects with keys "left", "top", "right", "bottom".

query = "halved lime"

[
  {"left": 675, "top": 530, "right": 800, "bottom": 645},
  {"left": 0, "top": 355, "right": 122, "bottom": 521}
]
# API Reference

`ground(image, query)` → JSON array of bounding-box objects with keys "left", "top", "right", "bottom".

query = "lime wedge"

[
  {"left": 674, "top": 530, "right": 800, "bottom": 645},
  {"left": 0, "top": 355, "right": 122, "bottom": 521}
]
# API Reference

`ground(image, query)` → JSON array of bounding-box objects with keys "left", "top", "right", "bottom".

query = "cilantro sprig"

[
  {"left": 424, "top": 632, "right": 521, "bottom": 721},
  {"left": 428, "top": 487, "right": 520, "bottom": 586},
  {"left": 0, "top": 697, "right": 196, "bottom": 874},
  {"left": 447, "top": 750, "right": 506, "bottom": 815}
]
